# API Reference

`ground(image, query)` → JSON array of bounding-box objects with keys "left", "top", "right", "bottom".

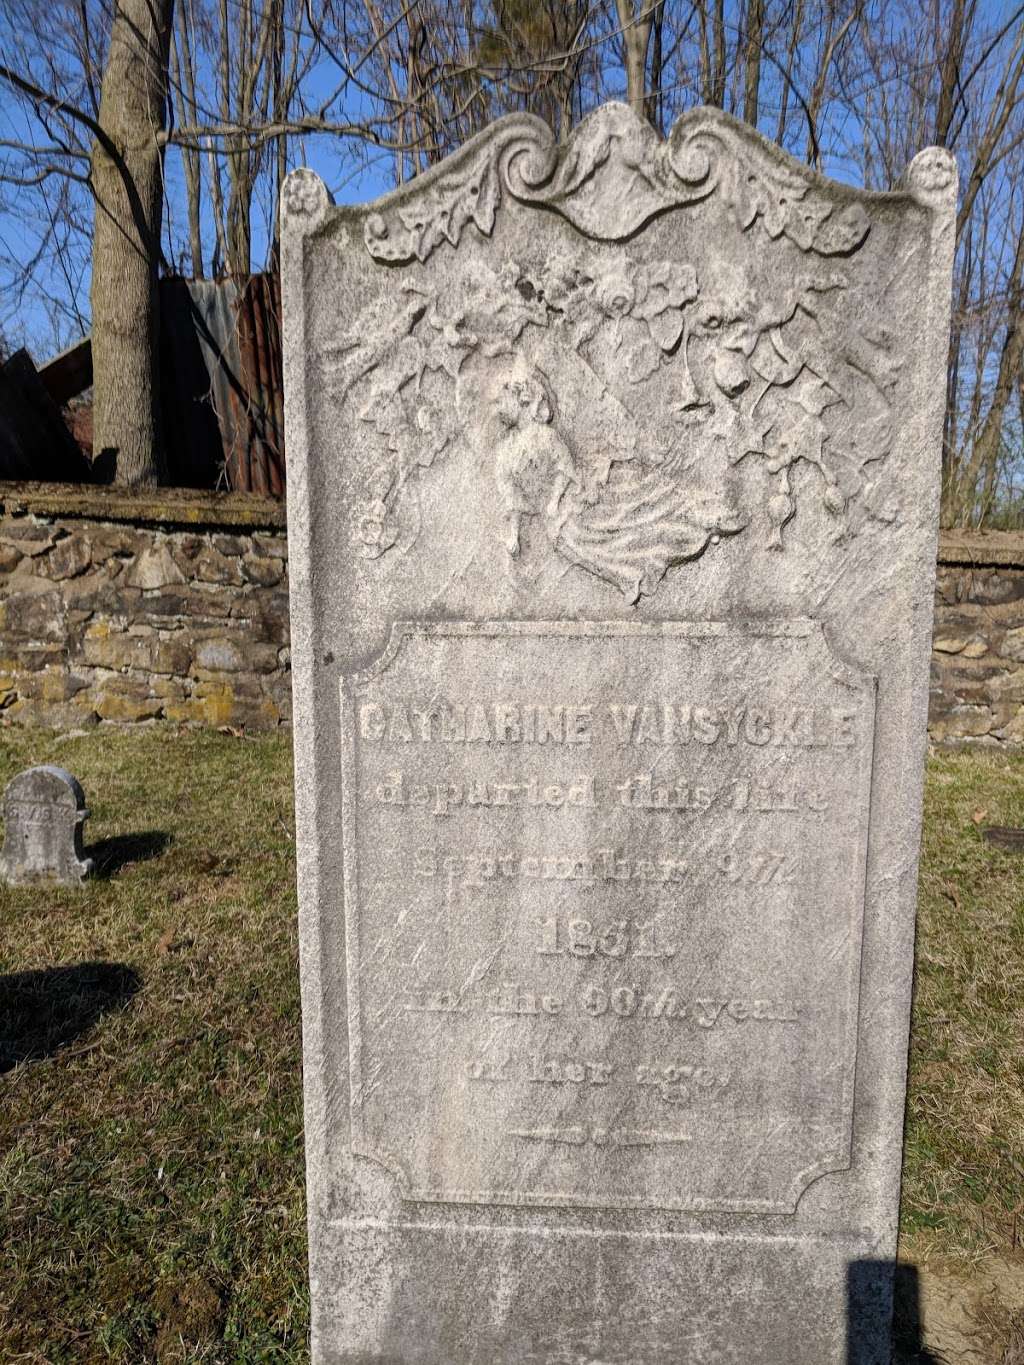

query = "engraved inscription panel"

[{"left": 340, "top": 620, "right": 875, "bottom": 1212}]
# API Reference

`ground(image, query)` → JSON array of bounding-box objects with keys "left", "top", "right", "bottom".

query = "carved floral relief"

[{"left": 319, "top": 105, "right": 902, "bottom": 603}]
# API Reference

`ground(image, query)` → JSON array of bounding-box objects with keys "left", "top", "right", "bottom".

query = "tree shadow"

[
  {"left": 0, "top": 962, "right": 141, "bottom": 1073},
  {"left": 85, "top": 831, "right": 171, "bottom": 878},
  {"left": 848, "top": 1259, "right": 945, "bottom": 1363}
]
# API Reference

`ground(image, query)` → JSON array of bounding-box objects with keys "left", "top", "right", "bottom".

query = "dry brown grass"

[
  {"left": 902, "top": 748, "right": 1024, "bottom": 1264},
  {"left": 0, "top": 726, "right": 305, "bottom": 1362}
]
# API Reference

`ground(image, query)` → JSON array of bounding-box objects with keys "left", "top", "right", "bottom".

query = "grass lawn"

[
  {"left": 906, "top": 748, "right": 1024, "bottom": 1261},
  {"left": 0, "top": 729, "right": 306, "bottom": 1363},
  {"left": 1, "top": 727, "right": 1022, "bottom": 1362}
]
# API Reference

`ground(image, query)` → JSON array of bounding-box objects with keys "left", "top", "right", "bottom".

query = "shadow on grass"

[
  {"left": 0, "top": 962, "right": 141, "bottom": 1073},
  {"left": 848, "top": 1259, "right": 945, "bottom": 1363},
  {"left": 85, "top": 831, "right": 171, "bottom": 878}
]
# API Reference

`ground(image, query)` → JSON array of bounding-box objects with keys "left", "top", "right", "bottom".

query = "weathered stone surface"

[
  {"left": 0, "top": 542, "right": 23, "bottom": 572},
  {"left": 193, "top": 637, "right": 280, "bottom": 673},
  {"left": 241, "top": 555, "right": 284, "bottom": 587},
  {"left": 0, "top": 766, "right": 92, "bottom": 885},
  {"left": 91, "top": 679, "right": 167, "bottom": 722},
  {"left": 252, "top": 533, "right": 287, "bottom": 559},
  {"left": 2, "top": 588, "right": 66, "bottom": 641},
  {"left": 0, "top": 523, "right": 59, "bottom": 554},
  {"left": 929, "top": 703, "right": 993, "bottom": 742},
  {"left": 996, "top": 708, "right": 1024, "bottom": 741},
  {"left": 88, "top": 526, "right": 141, "bottom": 562},
  {"left": 9, "top": 644, "right": 66, "bottom": 673},
  {"left": 138, "top": 587, "right": 233, "bottom": 620},
  {"left": 0, "top": 488, "right": 292, "bottom": 732},
  {"left": 933, "top": 633, "right": 978, "bottom": 653},
  {"left": 82, "top": 626, "right": 191, "bottom": 676},
  {"left": 62, "top": 572, "right": 130, "bottom": 616},
  {"left": 228, "top": 589, "right": 290, "bottom": 629},
  {"left": 175, "top": 543, "right": 245, "bottom": 586},
  {"left": 125, "top": 545, "right": 186, "bottom": 590},
  {"left": 282, "top": 105, "right": 956, "bottom": 1362},
  {"left": 46, "top": 534, "right": 92, "bottom": 580},
  {"left": 988, "top": 666, "right": 1024, "bottom": 700},
  {"left": 212, "top": 534, "right": 247, "bottom": 556}
]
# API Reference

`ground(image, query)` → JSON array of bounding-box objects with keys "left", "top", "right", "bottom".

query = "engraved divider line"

[
  {"left": 508, "top": 1127, "right": 692, "bottom": 1149},
  {"left": 345, "top": 617, "right": 821, "bottom": 685}
]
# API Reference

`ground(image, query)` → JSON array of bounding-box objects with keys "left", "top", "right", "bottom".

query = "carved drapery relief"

[{"left": 300, "top": 105, "right": 953, "bottom": 603}]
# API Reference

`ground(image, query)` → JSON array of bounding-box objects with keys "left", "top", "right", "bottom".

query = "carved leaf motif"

[
  {"left": 322, "top": 294, "right": 427, "bottom": 398},
  {"left": 635, "top": 260, "right": 699, "bottom": 322},
  {"left": 749, "top": 331, "right": 802, "bottom": 386},
  {"left": 706, "top": 404, "right": 773, "bottom": 464},
  {"left": 626, "top": 339, "right": 662, "bottom": 383},
  {"left": 814, "top": 203, "right": 871, "bottom": 255},
  {"left": 363, "top": 123, "right": 548, "bottom": 263},
  {"left": 395, "top": 156, "right": 503, "bottom": 262},
  {"left": 784, "top": 198, "right": 833, "bottom": 251},
  {"left": 668, "top": 119, "right": 871, "bottom": 258},
  {"left": 645, "top": 309, "right": 685, "bottom": 352}
]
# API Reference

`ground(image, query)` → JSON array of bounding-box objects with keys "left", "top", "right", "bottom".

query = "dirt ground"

[{"left": 896, "top": 1255, "right": 1024, "bottom": 1363}]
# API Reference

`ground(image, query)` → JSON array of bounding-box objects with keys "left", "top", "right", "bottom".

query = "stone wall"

[
  {"left": 930, "top": 531, "right": 1024, "bottom": 746},
  {"left": 0, "top": 483, "right": 289, "bottom": 730},
  {"left": 2, "top": 483, "right": 1024, "bottom": 742}
]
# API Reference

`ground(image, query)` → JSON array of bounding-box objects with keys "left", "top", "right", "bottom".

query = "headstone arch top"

[
  {"left": 283, "top": 101, "right": 955, "bottom": 1364},
  {"left": 1, "top": 766, "right": 93, "bottom": 886}
]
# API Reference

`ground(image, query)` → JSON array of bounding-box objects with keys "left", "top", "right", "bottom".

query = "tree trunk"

[
  {"left": 645, "top": 2, "right": 664, "bottom": 133},
  {"left": 90, "top": 0, "right": 173, "bottom": 486},
  {"left": 743, "top": 0, "right": 764, "bottom": 126},
  {"left": 172, "top": 2, "right": 203, "bottom": 276},
  {"left": 934, "top": 0, "right": 969, "bottom": 146},
  {"left": 957, "top": 221, "right": 1024, "bottom": 523},
  {"left": 711, "top": 0, "right": 727, "bottom": 107},
  {"left": 614, "top": 0, "right": 654, "bottom": 119}
]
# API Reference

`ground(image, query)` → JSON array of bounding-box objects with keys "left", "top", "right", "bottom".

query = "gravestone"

[
  {"left": 1, "top": 766, "right": 92, "bottom": 885},
  {"left": 282, "top": 104, "right": 955, "bottom": 1364}
]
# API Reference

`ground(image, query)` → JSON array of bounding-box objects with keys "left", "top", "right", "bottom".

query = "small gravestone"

[
  {"left": 283, "top": 104, "right": 955, "bottom": 1363},
  {"left": 0, "top": 766, "right": 92, "bottom": 885}
]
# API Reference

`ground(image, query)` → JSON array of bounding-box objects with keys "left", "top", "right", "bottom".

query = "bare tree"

[
  {"left": 614, "top": 0, "right": 656, "bottom": 117},
  {"left": 90, "top": 0, "right": 174, "bottom": 485}
]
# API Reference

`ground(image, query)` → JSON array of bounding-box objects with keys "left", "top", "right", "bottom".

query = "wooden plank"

[{"left": 38, "top": 337, "right": 93, "bottom": 406}]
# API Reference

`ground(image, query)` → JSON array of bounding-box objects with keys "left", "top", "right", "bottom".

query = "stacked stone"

[
  {"left": 0, "top": 486, "right": 290, "bottom": 730},
  {"left": 929, "top": 541, "right": 1024, "bottom": 745}
]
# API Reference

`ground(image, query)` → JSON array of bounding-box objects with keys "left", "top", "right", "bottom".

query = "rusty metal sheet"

[{"left": 159, "top": 273, "right": 284, "bottom": 495}]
